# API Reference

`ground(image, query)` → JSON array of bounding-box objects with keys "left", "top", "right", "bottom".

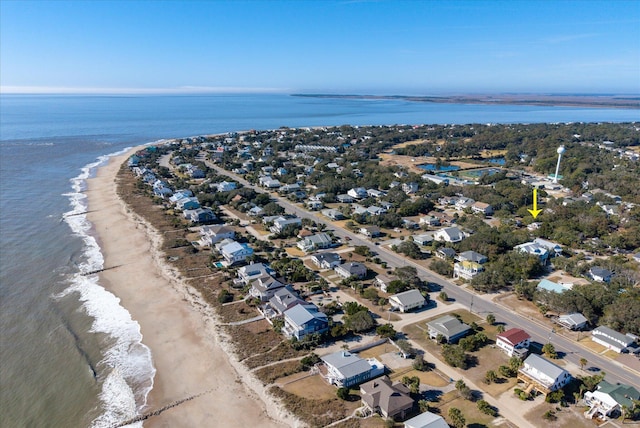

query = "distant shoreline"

[{"left": 292, "top": 93, "right": 640, "bottom": 109}]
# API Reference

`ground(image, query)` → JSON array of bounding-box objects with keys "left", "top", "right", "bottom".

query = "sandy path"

[{"left": 87, "top": 148, "right": 294, "bottom": 427}]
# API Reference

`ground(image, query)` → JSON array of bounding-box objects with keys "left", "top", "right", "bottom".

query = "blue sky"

[{"left": 1, "top": 0, "right": 639, "bottom": 94}]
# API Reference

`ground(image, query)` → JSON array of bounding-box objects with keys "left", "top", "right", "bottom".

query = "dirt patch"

[
  {"left": 270, "top": 386, "right": 359, "bottom": 428},
  {"left": 523, "top": 402, "right": 597, "bottom": 428},
  {"left": 435, "top": 391, "right": 496, "bottom": 427},
  {"left": 223, "top": 322, "right": 284, "bottom": 361},
  {"left": 389, "top": 368, "right": 450, "bottom": 388}
]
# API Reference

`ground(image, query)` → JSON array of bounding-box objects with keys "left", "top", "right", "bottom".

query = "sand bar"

[{"left": 87, "top": 148, "right": 293, "bottom": 427}]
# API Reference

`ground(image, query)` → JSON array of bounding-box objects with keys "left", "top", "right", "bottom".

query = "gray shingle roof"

[
  {"left": 427, "top": 315, "right": 470, "bottom": 338},
  {"left": 522, "top": 354, "right": 568, "bottom": 381},
  {"left": 390, "top": 289, "right": 425, "bottom": 307},
  {"left": 322, "top": 351, "right": 372, "bottom": 379}
]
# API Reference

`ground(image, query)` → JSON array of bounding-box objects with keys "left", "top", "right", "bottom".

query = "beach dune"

[{"left": 87, "top": 149, "right": 290, "bottom": 427}]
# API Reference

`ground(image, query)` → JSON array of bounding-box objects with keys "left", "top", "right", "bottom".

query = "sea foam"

[{"left": 60, "top": 147, "right": 155, "bottom": 428}]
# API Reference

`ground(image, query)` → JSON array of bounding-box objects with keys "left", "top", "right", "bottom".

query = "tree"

[
  {"left": 485, "top": 370, "right": 498, "bottom": 384},
  {"left": 418, "top": 399, "right": 431, "bottom": 413},
  {"left": 336, "top": 387, "right": 349, "bottom": 400},
  {"left": 486, "top": 313, "right": 496, "bottom": 325},
  {"left": 448, "top": 407, "right": 466, "bottom": 428},
  {"left": 509, "top": 356, "right": 523, "bottom": 372},
  {"left": 477, "top": 399, "right": 497, "bottom": 417},
  {"left": 376, "top": 323, "right": 397, "bottom": 339},
  {"left": 442, "top": 345, "right": 469, "bottom": 369},
  {"left": 496, "top": 324, "right": 505, "bottom": 333},
  {"left": 542, "top": 342, "right": 558, "bottom": 359},
  {"left": 455, "top": 380, "right": 472, "bottom": 400},
  {"left": 439, "top": 291, "right": 449, "bottom": 302},
  {"left": 344, "top": 310, "right": 375, "bottom": 332},
  {"left": 413, "top": 354, "right": 430, "bottom": 371},
  {"left": 579, "top": 358, "right": 588, "bottom": 371}
]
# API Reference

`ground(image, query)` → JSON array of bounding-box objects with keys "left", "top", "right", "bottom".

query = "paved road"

[{"left": 205, "top": 158, "right": 640, "bottom": 387}]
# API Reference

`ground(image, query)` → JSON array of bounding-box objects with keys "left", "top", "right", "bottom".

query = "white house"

[
  {"left": 584, "top": 380, "right": 640, "bottom": 419},
  {"left": 453, "top": 261, "right": 484, "bottom": 280},
  {"left": 557, "top": 313, "right": 588, "bottom": 331},
  {"left": 198, "top": 225, "right": 235, "bottom": 246},
  {"left": 589, "top": 267, "right": 613, "bottom": 283},
  {"left": 310, "top": 252, "right": 342, "bottom": 269},
  {"left": 412, "top": 234, "right": 433, "bottom": 246},
  {"left": 249, "top": 275, "right": 286, "bottom": 301},
  {"left": 320, "top": 351, "right": 385, "bottom": 388},
  {"left": 426, "top": 315, "right": 471, "bottom": 344},
  {"left": 434, "top": 227, "right": 464, "bottom": 243},
  {"left": 404, "top": 412, "right": 449, "bottom": 428},
  {"left": 348, "top": 187, "right": 368, "bottom": 199},
  {"left": 270, "top": 216, "right": 302, "bottom": 233},
  {"left": 389, "top": 289, "right": 426, "bottom": 313},
  {"left": 216, "top": 181, "right": 237, "bottom": 192},
  {"left": 219, "top": 241, "right": 253, "bottom": 265},
  {"left": 518, "top": 354, "right": 571, "bottom": 394},
  {"left": 514, "top": 241, "right": 550, "bottom": 263},
  {"left": 282, "top": 304, "right": 329, "bottom": 340},
  {"left": 591, "top": 326, "right": 635, "bottom": 353},
  {"left": 359, "top": 226, "right": 381, "bottom": 238},
  {"left": 471, "top": 201, "right": 493, "bottom": 216},
  {"left": 496, "top": 328, "right": 531, "bottom": 358},
  {"left": 237, "top": 263, "right": 275, "bottom": 285},
  {"left": 183, "top": 208, "right": 216, "bottom": 224}
]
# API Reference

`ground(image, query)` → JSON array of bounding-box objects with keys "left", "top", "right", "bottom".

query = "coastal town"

[{"left": 120, "top": 123, "right": 639, "bottom": 428}]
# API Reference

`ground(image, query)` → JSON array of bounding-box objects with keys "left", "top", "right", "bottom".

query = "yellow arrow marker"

[{"left": 528, "top": 188, "right": 542, "bottom": 219}]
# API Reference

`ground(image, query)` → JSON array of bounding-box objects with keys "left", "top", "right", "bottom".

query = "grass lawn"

[
  {"left": 435, "top": 391, "right": 497, "bottom": 427},
  {"left": 281, "top": 373, "right": 337, "bottom": 400},
  {"left": 389, "top": 368, "right": 450, "bottom": 388}
]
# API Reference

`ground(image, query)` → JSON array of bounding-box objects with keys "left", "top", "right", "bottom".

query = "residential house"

[
  {"left": 214, "top": 238, "right": 236, "bottom": 254},
  {"left": 403, "top": 412, "right": 449, "bottom": 428},
  {"left": 237, "top": 263, "right": 275, "bottom": 285},
  {"left": 434, "top": 227, "right": 464, "bottom": 243},
  {"left": 591, "top": 326, "right": 635, "bottom": 353},
  {"left": 282, "top": 304, "right": 329, "bottom": 340},
  {"left": 307, "top": 200, "right": 323, "bottom": 211},
  {"left": 262, "top": 286, "right": 307, "bottom": 320},
  {"left": 412, "top": 234, "right": 433, "bottom": 246},
  {"left": 360, "top": 376, "right": 414, "bottom": 420},
  {"left": 297, "top": 233, "right": 333, "bottom": 253},
  {"left": 169, "top": 189, "right": 194, "bottom": 204},
  {"left": 153, "top": 186, "right": 173, "bottom": 198},
  {"left": 584, "top": 380, "right": 640, "bottom": 419},
  {"left": 435, "top": 248, "right": 456, "bottom": 260},
  {"left": 533, "top": 238, "right": 563, "bottom": 257},
  {"left": 402, "top": 219, "right": 418, "bottom": 230},
  {"left": 367, "top": 189, "right": 386, "bottom": 199},
  {"left": 279, "top": 183, "right": 301, "bottom": 194},
  {"left": 310, "top": 252, "right": 342, "bottom": 270},
  {"left": 426, "top": 315, "right": 471, "bottom": 344},
  {"left": 496, "top": 328, "right": 531, "bottom": 358},
  {"left": 335, "top": 262, "right": 368, "bottom": 280},
  {"left": 247, "top": 206, "right": 264, "bottom": 217},
  {"left": 219, "top": 241, "right": 254, "bottom": 265},
  {"left": 249, "top": 275, "right": 286, "bottom": 301},
  {"left": 389, "top": 289, "right": 426, "bottom": 313},
  {"left": 375, "top": 274, "right": 394, "bottom": 293},
  {"left": 259, "top": 177, "right": 282, "bottom": 189},
  {"left": 536, "top": 279, "right": 572, "bottom": 294},
  {"left": 589, "top": 267, "right": 613, "bottom": 283},
  {"left": 454, "top": 197, "right": 475, "bottom": 211},
  {"left": 216, "top": 181, "right": 237, "bottom": 192},
  {"left": 402, "top": 182, "right": 419, "bottom": 195},
  {"left": 336, "top": 194, "right": 354, "bottom": 203},
  {"left": 471, "top": 201, "right": 494, "bottom": 216},
  {"left": 518, "top": 354, "right": 572, "bottom": 394},
  {"left": 514, "top": 241, "right": 550, "bottom": 263},
  {"left": 453, "top": 261, "right": 484, "bottom": 280},
  {"left": 198, "top": 225, "right": 235, "bottom": 246},
  {"left": 348, "top": 187, "right": 368, "bottom": 199},
  {"left": 270, "top": 216, "right": 302, "bottom": 234},
  {"left": 320, "top": 351, "right": 385, "bottom": 388},
  {"left": 175, "top": 197, "right": 200, "bottom": 211},
  {"left": 322, "top": 208, "right": 345, "bottom": 220},
  {"left": 419, "top": 216, "right": 440, "bottom": 227},
  {"left": 557, "top": 313, "right": 589, "bottom": 331},
  {"left": 183, "top": 208, "right": 216, "bottom": 224},
  {"left": 360, "top": 226, "right": 382, "bottom": 238},
  {"left": 456, "top": 251, "right": 488, "bottom": 264}
]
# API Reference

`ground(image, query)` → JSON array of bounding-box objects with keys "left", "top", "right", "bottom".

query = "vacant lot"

[{"left": 280, "top": 373, "right": 336, "bottom": 400}]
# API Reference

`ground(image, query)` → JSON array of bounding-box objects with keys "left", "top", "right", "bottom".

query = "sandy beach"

[{"left": 87, "top": 148, "right": 294, "bottom": 427}]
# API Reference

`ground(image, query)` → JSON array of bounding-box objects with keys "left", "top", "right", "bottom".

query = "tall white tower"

[{"left": 553, "top": 146, "right": 565, "bottom": 183}]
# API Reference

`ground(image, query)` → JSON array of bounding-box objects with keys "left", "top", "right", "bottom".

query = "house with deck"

[
  {"left": 557, "top": 313, "right": 589, "bottom": 331},
  {"left": 518, "top": 354, "right": 571, "bottom": 395},
  {"left": 249, "top": 275, "right": 286, "bottom": 301},
  {"left": 237, "top": 263, "right": 275, "bottom": 285},
  {"left": 584, "top": 380, "right": 640, "bottom": 419},
  {"left": 403, "top": 412, "right": 448, "bottom": 428},
  {"left": 310, "top": 252, "right": 342, "bottom": 270},
  {"left": 183, "top": 208, "right": 216, "bottom": 224},
  {"left": 220, "top": 241, "right": 253, "bottom": 265},
  {"left": 297, "top": 233, "right": 332, "bottom": 253},
  {"left": 320, "top": 351, "right": 385, "bottom": 388},
  {"left": 282, "top": 304, "right": 329, "bottom": 340},
  {"left": 434, "top": 227, "right": 464, "bottom": 243},
  {"left": 198, "top": 225, "right": 235, "bottom": 246}
]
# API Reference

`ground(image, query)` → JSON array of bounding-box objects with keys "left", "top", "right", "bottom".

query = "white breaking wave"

[{"left": 59, "top": 146, "right": 156, "bottom": 428}]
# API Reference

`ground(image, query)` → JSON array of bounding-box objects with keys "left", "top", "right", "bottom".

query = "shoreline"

[{"left": 86, "top": 147, "right": 295, "bottom": 427}]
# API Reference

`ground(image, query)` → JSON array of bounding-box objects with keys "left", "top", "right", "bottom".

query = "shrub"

[
  {"left": 477, "top": 399, "right": 497, "bottom": 417},
  {"left": 336, "top": 387, "right": 349, "bottom": 400}
]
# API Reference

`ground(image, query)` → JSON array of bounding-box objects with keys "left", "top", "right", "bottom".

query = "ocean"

[{"left": 0, "top": 94, "right": 638, "bottom": 427}]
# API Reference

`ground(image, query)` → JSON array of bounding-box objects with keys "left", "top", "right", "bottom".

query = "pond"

[{"left": 418, "top": 163, "right": 460, "bottom": 172}]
